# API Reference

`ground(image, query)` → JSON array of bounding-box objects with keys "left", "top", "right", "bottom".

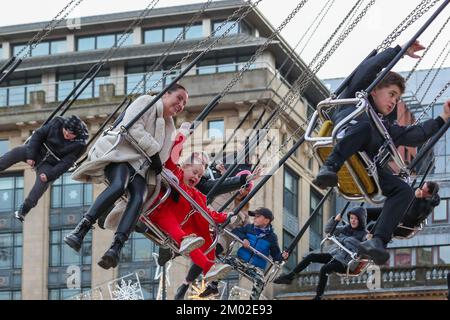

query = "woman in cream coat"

[{"left": 64, "top": 83, "right": 188, "bottom": 270}]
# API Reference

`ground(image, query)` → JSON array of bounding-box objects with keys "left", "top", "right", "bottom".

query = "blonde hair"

[{"left": 181, "top": 151, "right": 209, "bottom": 169}]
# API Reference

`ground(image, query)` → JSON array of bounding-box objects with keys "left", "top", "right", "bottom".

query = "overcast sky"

[{"left": 1, "top": 0, "right": 449, "bottom": 79}]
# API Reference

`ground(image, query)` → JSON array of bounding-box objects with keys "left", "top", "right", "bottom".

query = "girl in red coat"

[{"left": 142, "top": 126, "right": 229, "bottom": 276}]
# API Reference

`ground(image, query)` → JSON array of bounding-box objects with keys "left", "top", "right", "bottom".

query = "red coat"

[{"left": 145, "top": 133, "right": 227, "bottom": 260}]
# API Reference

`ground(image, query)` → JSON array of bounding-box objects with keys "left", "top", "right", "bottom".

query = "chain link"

[
  {"left": 126, "top": 0, "right": 215, "bottom": 96},
  {"left": 17, "top": 0, "right": 85, "bottom": 58},
  {"left": 377, "top": 0, "right": 440, "bottom": 51},
  {"left": 419, "top": 44, "right": 450, "bottom": 104},
  {"left": 415, "top": 79, "right": 450, "bottom": 124},
  {"left": 140, "top": 0, "right": 263, "bottom": 95},
  {"left": 219, "top": 0, "right": 309, "bottom": 98},
  {"left": 405, "top": 14, "right": 450, "bottom": 82}
]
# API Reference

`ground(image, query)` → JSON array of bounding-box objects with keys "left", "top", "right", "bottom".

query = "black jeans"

[
  {"left": 0, "top": 145, "right": 53, "bottom": 215},
  {"left": 326, "top": 121, "right": 414, "bottom": 243},
  {"left": 293, "top": 253, "right": 346, "bottom": 297},
  {"left": 85, "top": 162, "right": 147, "bottom": 239}
]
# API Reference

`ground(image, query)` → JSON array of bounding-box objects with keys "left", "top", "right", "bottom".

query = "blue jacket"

[{"left": 232, "top": 224, "right": 282, "bottom": 269}]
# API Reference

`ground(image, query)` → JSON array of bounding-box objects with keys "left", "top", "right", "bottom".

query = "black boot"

[
  {"left": 98, "top": 233, "right": 127, "bottom": 270},
  {"left": 358, "top": 237, "right": 389, "bottom": 265},
  {"left": 273, "top": 272, "right": 296, "bottom": 285},
  {"left": 174, "top": 283, "right": 189, "bottom": 300},
  {"left": 14, "top": 204, "right": 30, "bottom": 222},
  {"left": 312, "top": 164, "right": 339, "bottom": 189},
  {"left": 158, "top": 247, "right": 174, "bottom": 266},
  {"left": 199, "top": 282, "right": 219, "bottom": 298},
  {"left": 64, "top": 217, "right": 93, "bottom": 252}
]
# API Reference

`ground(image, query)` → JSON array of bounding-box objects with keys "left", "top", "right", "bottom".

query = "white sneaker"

[
  {"left": 179, "top": 236, "right": 205, "bottom": 256},
  {"left": 204, "top": 263, "right": 233, "bottom": 282}
]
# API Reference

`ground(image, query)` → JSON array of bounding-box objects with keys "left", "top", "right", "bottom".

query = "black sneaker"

[
  {"left": 358, "top": 237, "right": 389, "bottom": 265},
  {"left": 273, "top": 273, "right": 295, "bottom": 285},
  {"left": 174, "top": 283, "right": 189, "bottom": 300},
  {"left": 312, "top": 165, "right": 338, "bottom": 189},
  {"left": 198, "top": 284, "right": 219, "bottom": 298}
]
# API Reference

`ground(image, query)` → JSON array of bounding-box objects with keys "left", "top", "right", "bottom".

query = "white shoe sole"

[
  {"left": 204, "top": 265, "right": 233, "bottom": 282},
  {"left": 179, "top": 238, "right": 205, "bottom": 256}
]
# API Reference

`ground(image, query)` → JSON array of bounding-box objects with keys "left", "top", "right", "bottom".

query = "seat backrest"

[{"left": 316, "top": 120, "right": 376, "bottom": 197}]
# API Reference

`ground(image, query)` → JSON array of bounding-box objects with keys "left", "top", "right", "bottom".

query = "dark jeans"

[
  {"left": 0, "top": 145, "right": 53, "bottom": 215},
  {"left": 85, "top": 162, "right": 147, "bottom": 239},
  {"left": 326, "top": 121, "right": 414, "bottom": 243},
  {"left": 293, "top": 253, "right": 346, "bottom": 297}
]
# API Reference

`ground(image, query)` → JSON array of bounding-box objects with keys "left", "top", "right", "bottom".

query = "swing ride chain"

[
  {"left": 142, "top": 0, "right": 264, "bottom": 94},
  {"left": 405, "top": 14, "right": 450, "bottom": 82},
  {"left": 377, "top": 0, "right": 440, "bottom": 51},
  {"left": 127, "top": 0, "right": 214, "bottom": 96},
  {"left": 219, "top": 0, "right": 309, "bottom": 98},
  {"left": 17, "top": 0, "right": 85, "bottom": 59},
  {"left": 419, "top": 45, "right": 450, "bottom": 104},
  {"left": 415, "top": 79, "right": 450, "bottom": 124}
]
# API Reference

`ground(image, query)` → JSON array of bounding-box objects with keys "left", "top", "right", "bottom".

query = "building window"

[
  {"left": 0, "top": 140, "right": 9, "bottom": 157},
  {"left": 416, "top": 247, "right": 433, "bottom": 266},
  {"left": 12, "top": 39, "right": 66, "bottom": 57},
  {"left": 0, "top": 46, "right": 3, "bottom": 59},
  {"left": 0, "top": 175, "right": 23, "bottom": 300},
  {"left": 437, "top": 246, "right": 450, "bottom": 264},
  {"left": 0, "top": 77, "right": 42, "bottom": 107},
  {"left": 56, "top": 69, "right": 110, "bottom": 101},
  {"left": 118, "top": 233, "right": 159, "bottom": 300},
  {"left": 394, "top": 248, "right": 412, "bottom": 267},
  {"left": 282, "top": 230, "right": 297, "bottom": 272},
  {"left": 309, "top": 190, "right": 323, "bottom": 250},
  {"left": 432, "top": 198, "right": 448, "bottom": 223},
  {"left": 76, "top": 33, "right": 133, "bottom": 51},
  {"left": 143, "top": 24, "right": 202, "bottom": 44},
  {"left": 125, "top": 63, "right": 178, "bottom": 95},
  {"left": 48, "top": 173, "right": 93, "bottom": 300},
  {"left": 207, "top": 119, "right": 224, "bottom": 140},
  {"left": 212, "top": 20, "right": 251, "bottom": 37},
  {"left": 283, "top": 167, "right": 299, "bottom": 217},
  {"left": 196, "top": 55, "right": 256, "bottom": 75}
]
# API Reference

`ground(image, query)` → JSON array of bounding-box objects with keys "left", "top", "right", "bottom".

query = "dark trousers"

[
  {"left": 0, "top": 145, "right": 53, "bottom": 214},
  {"left": 85, "top": 162, "right": 147, "bottom": 239},
  {"left": 293, "top": 253, "right": 346, "bottom": 297},
  {"left": 326, "top": 121, "right": 414, "bottom": 243}
]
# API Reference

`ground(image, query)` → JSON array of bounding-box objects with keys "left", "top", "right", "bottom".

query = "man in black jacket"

[
  {"left": 0, "top": 115, "right": 88, "bottom": 221},
  {"left": 311, "top": 41, "right": 450, "bottom": 265}
]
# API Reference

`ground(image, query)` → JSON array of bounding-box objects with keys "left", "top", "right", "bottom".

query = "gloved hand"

[
  {"left": 179, "top": 122, "right": 193, "bottom": 137},
  {"left": 150, "top": 153, "right": 163, "bottom": 175}
]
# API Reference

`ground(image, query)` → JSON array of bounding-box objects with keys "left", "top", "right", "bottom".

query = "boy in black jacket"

[
  {"left": 274, "top": 207, "right": 368, "bottom": 300},
  {"left": 312, "top": 40, "right": 450, "bottom": 264},
  {"left": 0, "top": 115, "right": 88, "bottom": 221}
]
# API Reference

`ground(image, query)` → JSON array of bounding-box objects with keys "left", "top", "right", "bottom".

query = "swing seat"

[
  {"left": 393, "top": 222, "right": 424, "bottom": 239},
  {"left": 314, "top": 120, "right": 383, "bottom": 204}
]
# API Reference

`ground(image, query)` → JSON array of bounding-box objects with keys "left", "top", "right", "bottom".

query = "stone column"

[{"left": 21, "top": 167, "right": 50, "bottom": 299}]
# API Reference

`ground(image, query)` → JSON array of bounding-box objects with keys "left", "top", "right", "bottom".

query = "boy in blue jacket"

[{"left": 203, "top": 207, "right": 288, "bottom": 299}]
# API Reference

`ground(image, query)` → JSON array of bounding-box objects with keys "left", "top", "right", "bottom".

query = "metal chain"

[
  {"left": 415, "top": 40, "right": 450, "bottom": 98},
  {"left": 126, "top": 0, "right": 215, "bottom": 96},
  {"left": 377, "top": 0, "right": 439, "bottom": 51},
  {"left": 405, "top": 14, "right": 450, "bottom": 82},
  {"left": 263, "top": 0, "right": 373, "bottom": 134},
  {"left": 415, "top": 76, "right": 450, "bottom": 124},
  {"left": 219, "top": 0, "right": 309, "bottom": 98},
  {"left": 18, "top": 0, "right": 85, "bottom": 58},
  {"left": 298, "top": 0, "right": 336, "bottom": 55},
  {"left": 419, "top": 46, "right": 450, "bottom": 104},
  {"left": 141, "top": 0, "right": 264, "bottom": 95}
]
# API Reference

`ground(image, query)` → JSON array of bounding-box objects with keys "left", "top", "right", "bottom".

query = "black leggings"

[
  {"left": 85, "top": 162, "right": 147, "bottom": 239},
  {"left": 0, "top": 145, "right": 53, "bottom": 214},
  {"left": 293, "top": 253, "right": 346, "bottom": 297}
]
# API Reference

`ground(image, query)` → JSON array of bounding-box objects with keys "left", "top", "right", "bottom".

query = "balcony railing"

[{"left": 275, "top": 265, "right": 450, "bottom": 299}]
